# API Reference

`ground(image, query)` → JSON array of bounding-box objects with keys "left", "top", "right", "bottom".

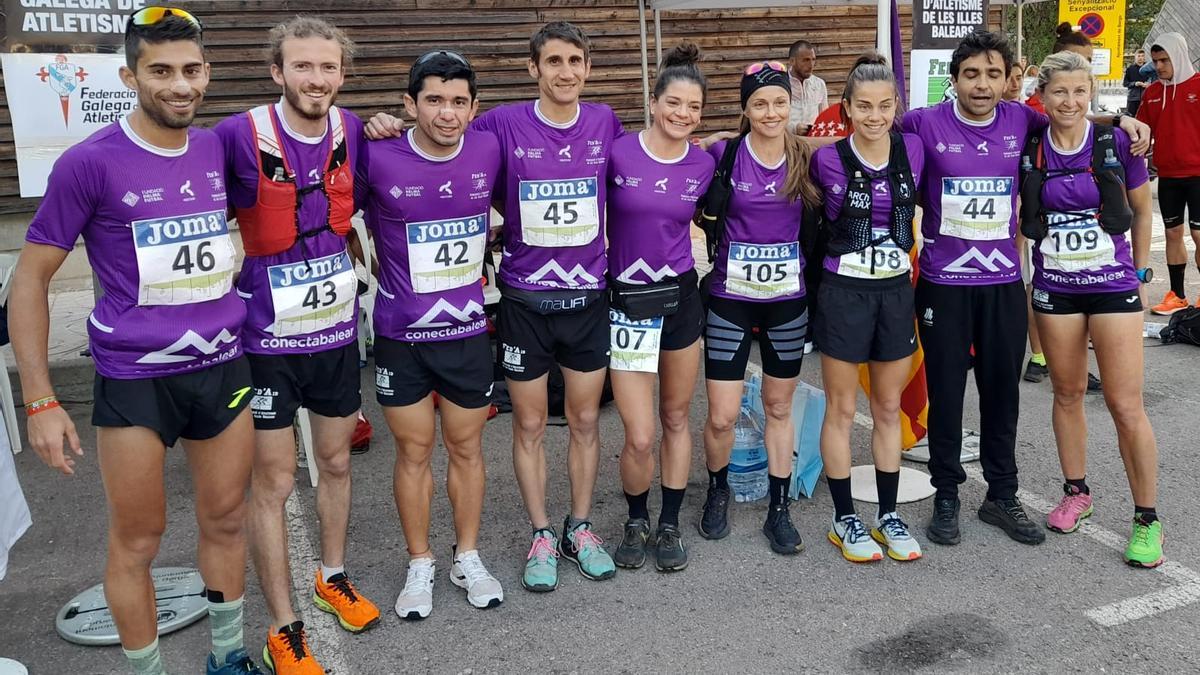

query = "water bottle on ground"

[{"left": 729, "top": 407, "right": 768, "bottom": 502}]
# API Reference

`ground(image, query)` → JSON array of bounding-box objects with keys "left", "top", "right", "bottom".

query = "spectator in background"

[
  {"left": 1022, "top": 64, "right": 1040, "bottom": 100},
  {"left": 787, "top": 39, "right": 828, "bottom": 135},
  {"left": 1124, "top": 49, "right": 1152, "bottom": 116},
  {"left": 1004, "top": 60, "right": 1024, "bottom": 101}
]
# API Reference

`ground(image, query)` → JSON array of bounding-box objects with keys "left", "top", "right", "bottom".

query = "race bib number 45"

[
  {"left": 133, "top": 210, "right": 235, "bottom": 306},
  {"left": 939, "top": 177, "right": 1014, "bottom": 241},
  {"left": 610, "top": 309, "right": 663, "bottom": 373},
  {"left": 407, "top": 212, "right": 487, "bottom": 293},
  {"left": 725, "top": 241, "right": 801, "bottom": 300},
  {"left": 268, "top": 250, "right": 357, "bottom": 337},
  {"left": 518, "top": 177, "right": 600, "bottom": 248}
]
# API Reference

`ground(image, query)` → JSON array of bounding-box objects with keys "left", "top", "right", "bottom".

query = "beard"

[
  {"left": 284, "top": 84, "right": 336, "bottom": 121},
  {"left": 139, "top": 90, "right": 197, "bottom": 130}
]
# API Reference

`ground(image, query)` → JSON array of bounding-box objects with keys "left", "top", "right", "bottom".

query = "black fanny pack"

[
  {"left": 501, "top": 282, "right": 604, "bottom": 316},
  {"left": 609, "top": 268, "right": 698, "bottom": 321}
]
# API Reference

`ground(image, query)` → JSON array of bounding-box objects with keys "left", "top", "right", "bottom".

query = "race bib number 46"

[
  {"left": 268, "top": 250, "right": 357, "bottom": 337},
  {"left": 725, "top": 241, "right": 801, "bottom": 300},
  {"left": 1040, "top": 213, "right": 1118, "bottom": 273},
  {"left": 939, "top": 177, "right": 1014, "bottom": 241},
  {"left": 133, "top": 210, "right": 235, "bottom": 306},
  {"left": 609, "top": 309, "right": 663, "bottom": 373},
  {"left": 407, "top": 212, "right": 487, "bottom": 293},
  {"left": 518, "top": 177, "right": 600, "bottom": 248}
]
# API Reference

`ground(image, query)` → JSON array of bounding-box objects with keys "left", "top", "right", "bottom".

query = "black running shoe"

[
  {"left": 762, "top": 501, "right": 803, "bottom": 555},
  {"left": 1023, "top": 360, "right": 1048, "bottom": 383},
  {"left": 979, "top": 498, "right": 1046, "bottom": 545},
  {"left": 698, "top": 485, "right": 731, "bottom": 539},
  {"left": 1087, "top": 373, "right": 1103, "bottom": 394},
  {"left": 613, "top": 518, "right": 650, "bottom": 569},
  {"left": 926, "top": 497, "right": 961, "bottom": 545},
  {"left": 654, "top": 523, "right": 688, "bottom": 572}
]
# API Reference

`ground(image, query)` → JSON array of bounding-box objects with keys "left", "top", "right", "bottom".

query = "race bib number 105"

[
  {"left": 133, "top": 210, "right": 236, "bottom": 306},
  {"left": 518, "top": 177, "right": 600, "bottom": 248},
  {"left": 939, "top": 177, "right": 1014, "bottom": 241},
  {"left": 725, "top": 241, "right": 801, "bottom": 300}
]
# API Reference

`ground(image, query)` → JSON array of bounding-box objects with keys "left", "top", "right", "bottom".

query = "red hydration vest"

[{"left": 237, "top": 104, "right": 355, "bottom": 257}]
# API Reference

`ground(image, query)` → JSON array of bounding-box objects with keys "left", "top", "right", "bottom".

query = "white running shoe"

[
  {"left": 451, "top": 549, "right": 504, "bottom": 609},
  {"left": 394, "top": 557, "right": 435, "bottom": 620},
  {"left": 827, "top": 514, "right": 884, "bottom": 563},
  {"left": 872, "top": 511, "right": 924, "bottom": 561}
]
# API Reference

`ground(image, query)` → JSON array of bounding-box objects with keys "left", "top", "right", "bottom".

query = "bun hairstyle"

[
  {"left": 1053, "top": 21, "right": 1092, "bottom": 53},
  {"left": 654, "top": 42, "right": 707, "bottom": 104},
  {"left": 841, "top": 51, "right": 896, "bottom": 103}
]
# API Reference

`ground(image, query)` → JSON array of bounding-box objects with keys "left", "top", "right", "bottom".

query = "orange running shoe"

[
  {"left": 1151, "top": 290, "right": 1190, "bottom": 315},
  {"left": 313, "top": 569, "right": 380, "bottom": 633},
  {"left": 262, "top": 621, "right": 322, "bottom": 675}
]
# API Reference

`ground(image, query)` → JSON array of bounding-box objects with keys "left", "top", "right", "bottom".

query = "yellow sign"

[{"left": 1058, "top": 0, "right": 1126, "bottom": 80}]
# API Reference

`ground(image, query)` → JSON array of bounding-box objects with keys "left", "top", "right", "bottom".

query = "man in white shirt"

[{"left": 787, "top": 39, "right": 828, "bottom": 135}]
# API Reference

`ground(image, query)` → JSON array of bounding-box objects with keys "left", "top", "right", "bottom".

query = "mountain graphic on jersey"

[
  {"left": 137, "top": 328, "right": 238, "bottom": 364},
  {"left": 526, "top": 259, "right": 600, "bottom": 286},
  {"left": 411, "top": 298, "right": 485, "bottom": 328},
  {"left": 616, "top": 258, "right": 677, "bottom": 284},
  {"left": 944, "top": 247, "right": 1016, "bottom": 273}
]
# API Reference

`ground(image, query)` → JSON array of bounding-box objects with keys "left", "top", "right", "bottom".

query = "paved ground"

[{"left": 2, "top": 198, "right": 1198, "bottom": 673}]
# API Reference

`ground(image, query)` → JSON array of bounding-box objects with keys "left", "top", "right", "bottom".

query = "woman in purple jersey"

[
  {"left": 606, "top": 44, "right": 714, "bottom": 572},
  {"left": 1021, "top": 51, "right": 1162, "bottom": 567},
  {"left": 698, "top": 60, "right": 823, "bottom": 555},
  {"left": 810, "top": 54, "right": 925, "bottom": 565}
]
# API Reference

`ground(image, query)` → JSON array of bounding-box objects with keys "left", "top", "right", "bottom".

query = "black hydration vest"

[
  {"left": 826, "top": 132, "right": 918, "bottom": 265},
  {"left": 1018, "top": 124, "right": 1133, "bottom": 241}
]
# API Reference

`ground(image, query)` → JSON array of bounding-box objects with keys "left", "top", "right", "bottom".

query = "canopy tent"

[{"left": 634, "top": 0, "right": 1053, "bottom": 125}]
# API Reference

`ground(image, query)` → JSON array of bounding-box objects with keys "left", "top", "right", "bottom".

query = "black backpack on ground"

[{"left": 1160, "top": 307, "right": 1200, "bottom": 346}]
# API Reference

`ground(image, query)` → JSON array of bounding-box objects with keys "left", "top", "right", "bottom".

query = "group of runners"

[{"left": 8, "top": 7, "right": 1175, "bottom": 675}]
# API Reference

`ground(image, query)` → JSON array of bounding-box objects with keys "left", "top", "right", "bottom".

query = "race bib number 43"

[
  {"left": 725, "top": 241, "right": 801, "bottom": 300},
  {"left": 268, "top": 250, "right": 357, "bottom": 337},
  {"left": 610, "top": 309, "right": 663, "bottom": 373},
  {"left": 518, "top": 177, "right": 600, "bottom": 248},
  {"left": 407, "top": 212, "right": 487, "bottom": 293},
  {"left": 939, "top": 177, "right": 1014, "bottom": 241},
  {"left": 133, "top": 210, "right": 235, "bottom": 306}
]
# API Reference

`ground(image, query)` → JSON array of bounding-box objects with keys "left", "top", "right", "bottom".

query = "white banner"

[
  {"left": 909, "top": 49, "right": 956, "bottom": 110},
  {"left": 0, "top": 52, "right": 135, "bottom": 197}
]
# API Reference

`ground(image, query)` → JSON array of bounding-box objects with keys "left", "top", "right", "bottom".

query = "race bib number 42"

[
  {"left": 725, "top": 241, "right": 801, "bottom": 300},
  {"left": 133, "top": 210, "right": 236, "bottom": 306},
  {"left": 939, "top": 177, "right": 1014, "bottom": 241},
  {"left": 407, "top": 212, "right": 487, "bottom": 293},
  {"left": 609, "top": 309, "right": 663, "bottom": 373},
  {"left": 1040, "top": 213, "right": 1118, "bottom": 273},
  {"left": 518, "top": 177, "right": 600, "bottom": 248},
  {"left": 267, "top": 250, "right": 357, "bottom": 337}
]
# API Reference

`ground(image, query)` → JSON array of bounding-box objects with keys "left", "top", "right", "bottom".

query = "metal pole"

[
  {"left": 1017, "top": 0, "right": 1024, "bottom": 62},
  {"left": 876, "top": 0, "right": 890, "bottom": 56},
  {"left": 654, "top": 9, "right": 663, "bottom": 69},
  {"left": 639, "top": 0, "right": 651, "bottom": 128}
]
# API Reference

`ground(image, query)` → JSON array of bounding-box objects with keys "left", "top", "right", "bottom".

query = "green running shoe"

[
  {"left": 522, "top": 528, "right": 559, "bottom": 592},
  {"left": 1124, "top": 519, "right": 1164, "bottom": 568},
  {"left": 560, "top": 519, "right": 617, "bottom": 580}
]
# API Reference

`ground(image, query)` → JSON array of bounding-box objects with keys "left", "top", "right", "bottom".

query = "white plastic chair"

[
  {"left": 0, "top": 253, "right": 22, "bottom": 455},
  {"left": 351, "top": 218, "right": 377, "bottom": 364},
  {"left": 295, "top": 408, "right": 318, "bottom": 487}
]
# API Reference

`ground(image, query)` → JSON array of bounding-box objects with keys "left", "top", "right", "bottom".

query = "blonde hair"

[
  {"left": 268, "top": 16, "right": 357, "bottom": 70},
  {"left": 737, "top": 116, "right": 822, "bottom": 206},
  {"left": 1037, "top": 50, "right": 1093, "bottom": 93}
]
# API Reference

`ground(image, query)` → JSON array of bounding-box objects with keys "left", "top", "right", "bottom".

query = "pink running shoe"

[{"left": 1046, "top": 484, "right": 1093, "bottom": 533}]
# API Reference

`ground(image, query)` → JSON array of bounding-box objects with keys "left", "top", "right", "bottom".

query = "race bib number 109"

[
  {"left": 518, "top": 177, "right": 600, "bottom": 248},
  {"left": 133, "top": 210, "right": 236, "bottom": 306},
  {"left": 939, "top": 177, "right": 1014, "bottom": 241}
]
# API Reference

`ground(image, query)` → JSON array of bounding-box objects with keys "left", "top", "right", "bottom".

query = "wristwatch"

[
  {"left": 1137, "top": 267, "right": 1153, "bottom": 283},
  {"left": 1113, "top": 113, "right": 1125, "bottom": 129}
]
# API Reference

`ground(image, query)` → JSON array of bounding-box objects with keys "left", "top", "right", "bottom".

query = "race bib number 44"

[
  {"left": 518, "top": 177, "right": 600, "bottom": 247},
  {"left": 725, "top": 241, "right": 801, "bottom": 300},
  {"left": 1040, "top": 214, "right": 1118, "bottom": 273},
  {"left": 939, "top": 177, "right": 1014, "bottom": 241},
  {"left": 268, "top": 250, "right": 357, "bottom": 337},
  {"left": 407, "top": 212, "right": 487, "bottom": 293},
  {"left": 610, "top": 309, "right": 663, "bottom": 373},
  {"left": 133, "top": 210, "right": 236, "bottom": 306}
]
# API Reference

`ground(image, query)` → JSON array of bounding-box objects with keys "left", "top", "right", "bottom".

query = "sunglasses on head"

[
  {"left": 414, "top": 50, "right": 471, "bottom": 68},
  {"left": 744, "top": 61, "right": 786, "bottom": 76},
  {"left": 127, "top": 6, "right": 203, "bottom": 34}
]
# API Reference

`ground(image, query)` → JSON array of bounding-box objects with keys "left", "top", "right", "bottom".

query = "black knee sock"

[
  {"left": 768, "top": 474, "right": 790, "bottom": 508},
  {"left": 1134, "top": 505, "right": 1158, "bottom": 524},
  {"left": 1168, "top": 263, "right": 1186, "bottom": 298},
  {"left": 1065, "top": 477, "right": 1090, "bottom": 495},
  {"left": 624, "top": 490, "right": 649, "bottom": 521},
  {"left": 659, "top": 487, "right": 685, "bottom": 527},
  {"left": 828, "top": 476, "right": 854, "bottom": 519},
  {"left": 708, "top": 465, "right": 729, "bottom": 491},
  {"left": 876, "top": 469, "right": 900, "bottom": 518}
]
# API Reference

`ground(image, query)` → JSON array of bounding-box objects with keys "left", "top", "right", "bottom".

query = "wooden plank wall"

[{"left": 0, "top": 1, "right": 997, "bottom": 216}]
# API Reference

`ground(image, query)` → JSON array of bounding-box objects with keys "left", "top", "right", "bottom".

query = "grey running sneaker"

[{"left": 613, "top": 518, "right": 651, "bottom": 569}]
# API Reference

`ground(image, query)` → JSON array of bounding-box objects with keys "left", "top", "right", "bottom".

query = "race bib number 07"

[
  {"left": 407, "top": 212, "right": 487, "bottom": 293},
  {"left": 939, "top": 177, "right": 1013, "bottom": 241},
  {"left": 725, "top": 241, "right": 801, "bottom": 300},
  {"left": 609, "top": 309, "right": 663, "bottom": 373},
  {"left": 518, "top": 177, "right": 600, "bottom": 248},
  {"left": 133, "top": 209, "right": 235, "bottom": 306}
]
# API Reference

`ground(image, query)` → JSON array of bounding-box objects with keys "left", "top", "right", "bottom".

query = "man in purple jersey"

[
  {"left": 214, "top": 17, "right": 378, "bottom": 674},
  {"left": 11, "top": 10, "right": 264, "bottom": 675},
  {"left": 900, "top": 31, "right": 1149, "bottom": 548},
  {"left": 356, "top": 51, "right": 506, "bottom": 620}
]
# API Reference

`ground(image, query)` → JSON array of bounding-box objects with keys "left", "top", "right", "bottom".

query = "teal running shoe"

[
  {"left": 206, "top": 648, "right": 265, "bottom": 674},
  {"left": 522, "top": 528, "right": 559, "bottom": 592},
  {"left": 560, "top": 519, "right": 616, "bottom": 580}
]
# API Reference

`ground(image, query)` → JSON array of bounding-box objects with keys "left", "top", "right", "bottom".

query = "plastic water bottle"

[{"left": 729, "top": 408, "right": 769, "bottom": 502}]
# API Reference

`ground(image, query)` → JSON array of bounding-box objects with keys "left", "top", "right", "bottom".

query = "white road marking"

[{"left": 285, "top": 489, "right": 351, "bottom": 673}]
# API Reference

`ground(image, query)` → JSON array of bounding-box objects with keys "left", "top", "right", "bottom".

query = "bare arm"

[
  {"left": 364, "top": 112, "right": 405, "bottom": 140},
  {"left": 1128, "top": 182, "right": 1152, "bottom": 304},
  {"left": 11, "top": 243, "right": 83, "bottom": 474}
]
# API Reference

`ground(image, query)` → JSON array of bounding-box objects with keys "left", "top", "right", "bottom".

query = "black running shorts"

[
  {"left": 1158, "top": 176, "right": 1200, "bottom": 230},
  {"left": 814, "top": 273, "right": 917, "bottom": 364},
  {"left": 1031, "top": 287, "right": 1144, "bottom": 315},
  {"left": 374, "top": 333, "right": 494, "bottom": 409},
  {"left": 92, "top": 355, "right": 253, "bottom": 447},
  {"left": 497, "top": 296, "right": 610, "bottom": 381},
  {"left": 703, "top": 295, "right": 807, "bottom": 380},
  {"left": 246, "top": 342, "right": 362, "bottom": 430}
]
